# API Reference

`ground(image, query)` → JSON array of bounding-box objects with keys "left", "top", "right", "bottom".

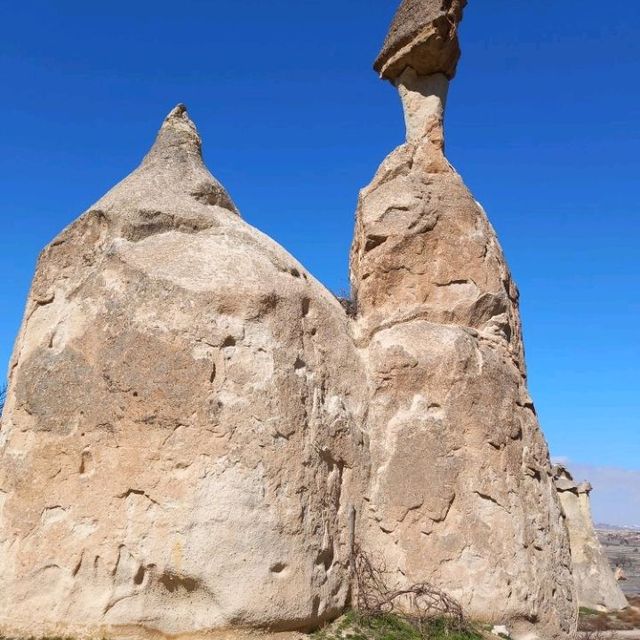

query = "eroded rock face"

[
  {"left": 352, "top": 8, "right": 576, "bottom": 639},
  {"left": 0, "top": 106, "right": 367, "bottom": 638},
  {"left": 0, "top": 4, "right": 580, "bottom": 638},
  {"left": 554, "top": 465, "right": 629, "bottom": 612}
]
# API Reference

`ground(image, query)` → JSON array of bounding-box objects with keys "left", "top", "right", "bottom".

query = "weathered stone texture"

[
  {"left": 554, "top": 465, "right": 629, "bottom": 612},
  {"left": 352, "top": 28, "right": 576, "bottom": 640},
  {"left": 374, "top": 0, "right": 468, "bottom": 81},
  {"left": 0, "top": 106, "right": 367, "bottom": 638},
  {"left": 0, "top": 4, "right": 582, "bottom": 639}
]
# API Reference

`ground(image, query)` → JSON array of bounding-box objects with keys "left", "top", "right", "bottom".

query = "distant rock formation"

[
  {"left": 0, "top": 3, "right": 579, "bottom": 640},
  {"left": 615, "top": 566, "right": 628, "bottom": 583},
  {"left": 554, "top": 465, "right": 629, "bottom": 612}
]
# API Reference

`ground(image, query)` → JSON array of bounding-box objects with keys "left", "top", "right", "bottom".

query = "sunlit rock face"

[
  {"left": 351, "top": 4, "right": 577, "bottom": 639},
  {"left": 0, "top": 4, "right": 580, "bottom": 640},
  {"left": 554, "top": 465, "right": 629, "bottom": 612},
  {"left": 0, "top": 105, "right": 367, "bottom": 638}
]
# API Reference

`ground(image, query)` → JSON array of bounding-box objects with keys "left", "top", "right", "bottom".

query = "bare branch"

[{"left": 351, "top": 545, "right": 465, "bottom": 635}]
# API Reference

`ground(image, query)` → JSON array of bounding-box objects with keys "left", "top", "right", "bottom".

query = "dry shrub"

[
  {"left": 335, "top": 289, "right": 358, "bottom": 318},
  {"left": 579, "top": 597, "right": 640, "bottom": 633},
  {"left": 618, "top": 599, "right": 640, "bottom": 627},
  {"left": 352, "top": 545, "right": 467, "bottom": 636}
]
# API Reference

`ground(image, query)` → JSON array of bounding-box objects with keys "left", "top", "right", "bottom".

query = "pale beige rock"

[
  {"left": 350, "top": 13, "right": 577, "bottom": 640},
  {"left": 553, "top": 465, "right": 629, "bottom": 612},
  {"left": 0, "top": 4, "right": 582, "bottom": 638},
  {"left": 0, "top": 105, "right": 367, "bottom": 637}
]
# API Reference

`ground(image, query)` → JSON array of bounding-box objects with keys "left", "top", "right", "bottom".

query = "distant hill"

[{"left": 597, "top": 523, "right": 640, "bottom": 532}]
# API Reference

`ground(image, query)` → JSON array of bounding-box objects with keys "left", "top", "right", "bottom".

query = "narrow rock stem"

[{"left": 396, "top": 68, "right": 449, "bottom": 145}]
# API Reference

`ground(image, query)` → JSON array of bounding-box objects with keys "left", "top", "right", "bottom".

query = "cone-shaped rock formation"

[
  {"left": 554, "top": 465, "right": 629, "bottom": 612},
  {"left": 0, "top": 105, "right": 366, "bottom": 637},
  {"left": 352, "top": 4, "right": 576, "bottom": 639}
]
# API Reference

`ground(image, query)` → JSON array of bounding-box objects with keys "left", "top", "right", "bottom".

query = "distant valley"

[{"left": 598, "top": 527, "right": 640, "bottom": 595}]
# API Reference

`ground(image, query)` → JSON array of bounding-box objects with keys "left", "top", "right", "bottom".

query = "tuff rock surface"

[
  {"left": 553, "top": 465, "right": 629, "bottom": 612},
  {"left": 0, "top": 105, "right": 367, "bottom": 638},
  {"left": 352, "top": 5, "right": 576, "bottom": 638},
  {"left": 374, "top": 0, "right": 467, "bottom": 81},
  {"left": 0, "top": 3, "right": 582, "bottom": 640}
]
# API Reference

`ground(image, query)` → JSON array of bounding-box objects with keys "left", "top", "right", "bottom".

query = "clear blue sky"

[{"left": 1, "top": 2, "right": 638, "bottom": 513}]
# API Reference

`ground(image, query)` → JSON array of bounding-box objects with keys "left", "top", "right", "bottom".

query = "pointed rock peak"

[
  {"left": 143, "top": 103, "right": 203, "bottom": 164},
  {"left": 162, "top": 103, "right": 197, "bottom": 134},
  {"left": 166, "top": 102, "right": 189, "bottom": 119},
  {"left": 374, "top": 0, "right": 467, "bottom": 82},
  {"left": 92, "top": 103, "right": 239, "bottom": 217}
]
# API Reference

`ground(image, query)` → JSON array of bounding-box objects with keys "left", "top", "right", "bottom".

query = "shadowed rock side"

[
  {"left": 351, "top": 6, "right": 577, "bottom": 639},
  {"left": 0, "top": 106, "right": 367, "bottom": 637},
  {"left": 554, "top": 465, "right": 629, "bottom": 612}
]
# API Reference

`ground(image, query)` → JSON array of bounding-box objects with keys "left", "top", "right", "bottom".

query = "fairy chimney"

[
  {"left": 0, "top": 4, "right": 583, "bottom": 640},
  {"left": 554, "top": 465, "right": 629, "bottom": 612},
  {"left": 351, "top": 3, "right": 577, "bottom": 638}
]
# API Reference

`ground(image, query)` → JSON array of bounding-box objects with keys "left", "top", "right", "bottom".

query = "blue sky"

[{"left": 1, "top": 2, "right": 638, "bottom": 523}]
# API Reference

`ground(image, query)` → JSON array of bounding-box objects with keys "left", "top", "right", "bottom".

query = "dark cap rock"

[{"left": 374, "top": 0, "right": 467, "bottom": 81}]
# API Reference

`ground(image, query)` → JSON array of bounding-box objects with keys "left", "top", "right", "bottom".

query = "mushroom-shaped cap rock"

[{"left": 374, "top": 0, "right": 467, "bottom": 82}]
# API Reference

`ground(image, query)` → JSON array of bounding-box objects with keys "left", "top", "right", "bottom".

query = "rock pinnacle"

[
  {"left": 142, "top": 102, "right": 203, "bottom": 165},
  {"left": 91, "top": 103, "right": 239, "bottom": 217}
]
